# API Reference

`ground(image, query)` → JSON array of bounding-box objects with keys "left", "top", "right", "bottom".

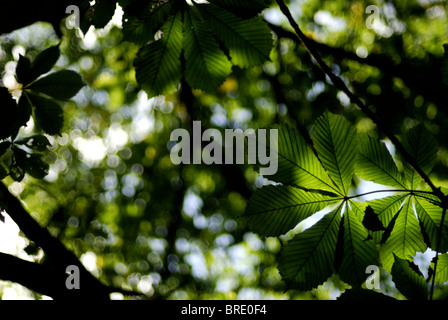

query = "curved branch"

[
  {"left": 0, "top": 182, "right": 111, "bottom": 299},
  {"left": 0, "top": 252, "right": 67, "bottom": 298}
]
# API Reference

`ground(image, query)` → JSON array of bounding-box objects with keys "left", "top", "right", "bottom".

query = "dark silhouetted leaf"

[
  {"left": 28, "top": 70, "right": 85, "bottom": 100},
  {"left": 363, "top": 205, "right": 386, "bottom": 231},
  {"left": 278, "top": 205, "right": 342, "bottom": 291},
  {"left": 27, "top": 93, "right": 64, "bottom": 135},
  {"left": 198, "top": 3, "right": 273, "bottom": 68},
  {"left": 122, "top": 0, "right": 172, "bottom": 45},
  {"left": 17, "top": 45, "right": 60, "bottom": 85},
  {"left": 16, "top": 135, "right": 51, "bottom": 152}
]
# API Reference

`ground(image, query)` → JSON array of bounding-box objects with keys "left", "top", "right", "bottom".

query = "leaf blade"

[
  {"left": 278, "top": 205, "right": 342, "bottom": 291},
  {"left": 391, "top": 254, "right": 428, "bottom": 300},
  {"left": 183, "top": 6, "right": 233, "bottom": 91},
  {"left": 336, "top": 201, "right": 379, "bottom": 288},
  {"left": 312, "top": 111, "right": 358, "bottom": 195},
  {"left": 134, "top": 10, "right": 183, "bottom": 97},
  {"left": 28, "top": 70, "right": 85, "bottom": 100},
  {"left": 244, "top": 185, "right": 341, "bottom": 236},
  {"left": 402, "top": 125, "right": 438, "bottom": 189},
  {"left": 356, "top": 134, "right": 406, "bottom": 189},
  {"left": 197, "top": 3, "right": 273, "bottom": 68},
  {"left": 265, "top": 125, "right": 340, "bottom": 195}
]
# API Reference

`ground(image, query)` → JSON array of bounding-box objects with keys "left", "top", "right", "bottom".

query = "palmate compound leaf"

[
  {"left": 312, "top": 111, "right": 358, "bottom": 196},
  {"left": 391, "top": 254, "right": 428, "bottom": 300},
  {"left": 16, "top": 45, "right": 60, "bottom": 86},
  {"left": 134, "top": 9, "right": 183, "bottom": 97},
  {"left": 402, "top": 124, "right": 438, "bottom": 189},
  {"left": 244, "top": 185, "right": 340, "bottom": 237},
  {"left": 278, "top": 204, "right": 342, "bottom": 291},
  {"left": 356, "top": 134, "right": 406, "bottom": 189},
  {"left": 25, "top": 93, "right": 64, "bottom": 136},
  {"left": 183, "top": 6, "right": 233, "bottom": 92},
  {"left": 131, "top": 1, "right": 273, "bottom": 96}
]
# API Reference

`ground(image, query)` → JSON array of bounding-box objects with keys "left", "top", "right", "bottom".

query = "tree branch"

[
  {"left": 0, "top": 252, "right": 67, "bottom": 298},
  {"left": 0, "top": 182, "right": 111, "bottom": 299}
]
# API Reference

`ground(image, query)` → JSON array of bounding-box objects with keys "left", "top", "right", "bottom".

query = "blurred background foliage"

[{"left": 0, "top": 0, "right": 446, "bottom": 299}]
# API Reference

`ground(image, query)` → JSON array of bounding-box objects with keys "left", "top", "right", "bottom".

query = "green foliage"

[
  {"left": 0, "top": 44, "right": 85, "bottom": 182},
  {"left": 133, "top": 9, "right": 183, "bottom": 97},
  {"left": 245, "top": 110, "right": 446, "bottom": 298},
  {"left": 129, "top": 0, "right": 273, "bottom": 96},
  {"left": 0, "top": 0, "right": 447, "bottom": 301}
]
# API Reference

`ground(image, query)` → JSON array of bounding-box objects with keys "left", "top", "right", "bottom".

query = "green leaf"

[
  {"left": 134, "top": 10, "right": 183, "bottom": 97},
  {"left": 244, "top": 185, "right": 340, "bottom": 236},
  {"left": 336, "top": 201, "right": 379, "bottom": 287},
  {"left": 27, "top": 93, "right": 64, "bottom": 135},
  {"left": 414, "top": 197, "right": 448, "bottom": 252},
  {"left": 92, "top": 0, "right": 117, "bottom": 29},
  {"left": 197, "top": 3, "right": 273, "bottom": 68},
  {"left": 278, "top": 205, "right": 342, "bottom": 291},
  {"left": 312, "top": 111, "right": 358, "bottom": 196},
  {"left": 429, "top": 254, "right": 448, "bottom": 284},
  {"left": 28, "top": 70, "right": 85, "bottom": 100},
  {"left": 263, "top": 125, "right": 339, "bottom": 194},
  {"left": 356, "top": 134, "right": 406, "bottom": 189},
  {"left": 122, "top": 1, "right": 172, "bottom": 45},
  {"left": 16, "top": 45, "right": 60, "bottom": 85},
  {"left": 402, "top": 125, "right": 438, "bottom": 189},
  {"left": 380, "top": 197, "right": 427, "bottom": 272},
  {"left": 391, "top": 254, "right": 428, "bottom": 300},
  {"left": 183, "top": 6, "right": 233, "bottom": 91}
]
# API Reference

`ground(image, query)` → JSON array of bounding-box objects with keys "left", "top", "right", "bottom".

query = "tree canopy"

[{"left": 0, "top": 0, "right": 447, "bottom": 301}]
